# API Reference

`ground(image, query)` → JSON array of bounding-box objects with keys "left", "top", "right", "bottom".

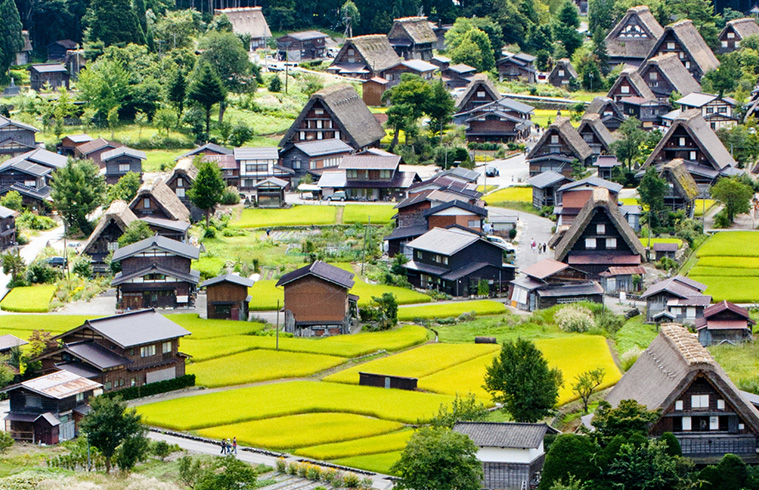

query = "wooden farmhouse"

[
  {"left": 454, "top": 74, "right": 501, "bottom": 116},
  {"left": 176, "top": 143, "right": 232, "bottom": 161},
  {"left": 598, "top": 265, "right": 646, "bottom": 294},
  {"left": 585, "top": 97, "right": 626, "bottom": 131},
  {"left": 0, "top": 149, "right": 65, "bottom": 211},
  {"left": 644, "top": 20, "right": 719, "bottom": 82},
  {"left": 387, "top": 16, "right": 437, "bottom": 61},
  {"left": 29, "top": 64, "right": 69, "bottom": 91},
  {"left": 253, "top": 177, "right": 288, "bottom": 208},
  {"left": 547, "top": 59, "right": 577, "bottom": 87},
  {"left": 618, "top": 96, "right": 670, "bottom": 128},
  {"left": 3, "top": 371, "right": 101, "bottom": 444},
  {"left": 640, "top": 275, "right": 711, "bottom": 324},
  {"left": 527, "top": 117, "right": 593, "bottom": 177},
  {"left": 696, "top": 300, "right": 755, "bottom": 347},
  {"left": 215, "top": 7, "right": 271, "bottom": 50},
  {"left": 0, "top": 205, "right": 17, "bottom": 251},
  {"left": 458, "top": 98, "right": 534, "bottom": 143},
  {"left": 280, "top": 85, "right": 385, "bottom": 156},
  {"left": 604, "top": 323, "right": 759, "bottom": 463},
  {"left": 577, "top": 113, "right": 616, "bottom": 156},
  {"left": 102, "top": 147, "right": 145, "bottom": 185},
  {"left": 652, "top": 242, "right": 678, "bottom": 261},
  {"left": 111, "top": 235, "right": 200, "bottom": 309},
  {"left": 280, "top": 139, "right": 354, "bottom": 179},
  {"left": 35, "top": 309, "right": 189, "bottom": 392},
  {"left": 74, "top": 138, "right": 121, "bottom": 167},
  {"left": 639, "top": 110, "right": 738, "bottom": 187},
  {"left": 607, "top": 67, "right": 657, "bottom": 102},
  {"left": 510, "top": 259, "right": 602, "bottom": 311},
  {"left": 328, "top": 35, "right": 401, "bottom": 79},
  {"left": 201, "top": 273, "right": 254, "bottom": 321},
  {"left": 554, "top": 187, "right": 645, "bottom": 278},
  {"left": 235, "top": 147, "right": 291, "bottom": 192},
  {"left": 276, "top": 31, "right": 328, "bottom": 61},
  {"left": 496, "top": 52, "right": 537, "bottom": 83},
  {"left": 442, "top": 63, "right": 477, "bottom": 89},
  {"left": 140, "top": 217, "right": 190, "bottom": 242},
  {"left": 659, "top": 159, "right": 700, "bottom": 218},
  {"left": 671, "top": 92, "right": 739, "bottom": 130},
  {"left": 47, "top": 39, "right": 77, "bottom": 61},
  {"left": 0, "top": 116, "right": 39, "bottom": 158},
  {"left": 318, "top": 152, "right": 418, "bottom": 201},
  {"left": 453, "top": 422, "right": 559, "bottom": 490},
  {"left": 80, "top": 200, "right": 138, "bottom": 274},
  {"left": 381, "top": 59, "right": 437, "bottom": 87},
  {"left": 57, "top": 134, "right": 92, "bottom": 156},
  {"left": 594, "top": 155, "right": 622, "bottom": 180},
  {"left": 638, "top": 53, "right": 701, "bottom": 100},
  {"left": 719, "top": 18, "right": 759, "bottom": 54},
  {"left": 527, "top": 171, "right": 573, "bottom": 209},
  {"left": 276, "top": 261, "right": 358, "bottom": 337},
  {"left": 129, "top": 179, "right": 191, "bottom": 222},
  {"left": 604, "top": 6, "right": 664, "bottom": 67},
  {"left": 402, "top": 227, "right": 515, "bottom": 296},
  {"left": 165, "top": 158, "right": 201, "bottom": 221},
  {"left": 554, "top": 176, "right": 623, "bottom": 227}
]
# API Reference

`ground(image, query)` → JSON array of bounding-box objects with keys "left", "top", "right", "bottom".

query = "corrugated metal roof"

[
  {"left": 293, "top": 139, "right": 354, "bottom": 157},
  {"left": 201, "top": 273, "right": 255, "bottom": 288},
  {"left": 18, "top": 370, "right": 101, "bottom": 399},
  {"left": 234, "top": 147, "right": 279, "bottom": 160},
  {"left": 405, "top": 227, "right": 480, "bottom": 255},
  {"left": 521, "top": 259, "right": 571, "bottom": 280},
  {"left": 101, "top": 147, "right": 146, "bottom": 161},
  {"left": 453, "top": 422, "right": 556, "bottom": 448},
  {"left": 339, "top": 154, "right": 400, "bottom": 170}
]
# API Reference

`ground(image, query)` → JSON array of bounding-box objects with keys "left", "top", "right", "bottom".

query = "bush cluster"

[
  {"left": 555, "top": 305, "right": 595, "bottom": 333},
  {"left": 101, "top": 374, "right": 195, "bottom": 401},
  {"left": 283, "top": 462, "right": 369, "bottom": 488}
]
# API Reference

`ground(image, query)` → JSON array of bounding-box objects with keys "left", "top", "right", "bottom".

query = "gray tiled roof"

[
  {"left": 453, "top": 422, "right": 556, "bottom": 448},
  {"left": 234, "top": 147, "right": 279, "bottom": 160},
  {"left": 293, "top": 139, "right": 354, "bottom": 157},
  {"left": 405, "top": 227, "right": 480, "bottom": 255},
  {"left": 72, "top": 309, "right": 190, "bottom": 348},
  {"left": 201, "top": 273, "right": 255, "bottom": 288},
  {"left": 528, "top": 171, "right": 571, "bottom": 189},
  {"left": 112, "top": 235, "right": 199, "bottom": 261},
  {"left": 276, "top": 261, "right": 355, "bottom": 289},
  {"left": 66, "top": 341, "right": 129, "bottom": 369},
  {"left": 101, "top": 147, "right": 146, "bottom": 161}
]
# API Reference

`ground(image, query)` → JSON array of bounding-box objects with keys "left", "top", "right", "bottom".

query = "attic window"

[
  {"left": 477, "top": 91, "right": 485, "bottom": 97},
  {"left": 690, "top": 151, "right": 697, "bottom": 161},
  {"left": 667, "top": 42, "right": 675, "bottom": 50},
  {"left": 596, "top": 224, "right": 605, "bottom": 234},
  {"left": 679, "top": 137, "right": 686, "bottom": 146},
  {"left": 649, "top": 72, "right": 658, "bottom": 81},
  {"left": 675, "top": 400, "right": 683, "bottom": 410},
  {"left": 691, "top": 394, "right": 709, "bottom": 409},
  {"left": 621, "top": 85, "right": 630, "bottom": 94},
  {"left": 727, "top": 32, "right": 735, "bottom": 39},
  {"left": 315, "top": 108, "right": 324, "bottom": 115},
  {"left": 348, "top": 49, "right": 354, "bottom": 55},
  {"left": 606, "top": 238, "right": 617, "bottom": 249},
  {"left": 722, "top": 41, "right": 729, "bottom": 48},
  {"left": 143, "top": 198, "right": 150, "bottom": 209},
  {"left": 558, "top": 70, "right": 565, "bottom": 76},
  {"left": 550, "top": 135, "right": 559, "bottom": 144},
  {"left": 717, "top": 399, "right": 725, "bottom": 410},
  {"left": 176, "top": 179, "right": 183, "bottom": 187},
  {"left": 585, "top": 238, "right": 597, "bottom": 249}
]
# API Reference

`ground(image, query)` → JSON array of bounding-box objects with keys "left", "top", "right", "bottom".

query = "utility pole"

[{"left": 275, "top": 299, "right": 280, "bottom": 350}]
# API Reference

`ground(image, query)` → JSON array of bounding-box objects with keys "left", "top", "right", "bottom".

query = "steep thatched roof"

[
  {"left": 605, "top": 323, "right": 759, "bottom": 434},
  {"left": 129, "top": 179, "right": 190, "bottom": 222},
  {"left": 333, "top": 35, "right": 401, "bottom": 74},
  {"left": 642, "top": 109, "right": 736, "bottom": 170},
  {"left": 455, "top": 73, "right": 501, "bottom": 111},
  {"left": 605, "top": 6, "right": 665, "bottom": 60},
  {"left": 550, "top": 58, "right": 578, "bottom": 79},
  {"left": 81, "top": 200, "right": 137, "bottom": 256},
  {"left": 661, "top": 159, "right": 699, "bottom": 201},
  {"left": 640, "top": 53, "right": 701, "bottom": 96},
  {"left": 170, "top": 158, "right": 199, "bottom": 182},
  {"left": 587, "top": 97, "right": 626, "bottom": 120},
  {"left": 554, "top": 187, "right": 645, "bottom": 262},
  {"left": 724, "top": 17, "right": 759, "bottom": 39},
  {"left": 647, "top": 20, "right": 719, "bottom": 75},
  {"left": 388, "top": 16, "right": 437, "bottom": 45},
  {"left": 607, "top": 68, "right": 656, "bottom": 100},
  {"left": 214, "top": 7, "right": 271, "bottom": 39},
  {"left": 280, "top": 84, "right": 385, "bottom": 150},
  {"left": 577, "top": 113, "right": 617, "bottom": 152},
  {"left": 528, "top": 117, "right": 593, "bottom": 162}
]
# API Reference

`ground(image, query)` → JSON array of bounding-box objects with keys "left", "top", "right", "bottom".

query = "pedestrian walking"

[
  {"left": 531, "top": 238, "right": 535, "bottom": 251},
  {"left": 233, "top": 437, "right": 237, "bottom": 455},
  {"left": 220, "top": 439, "right": 227, "bottom": 455}
]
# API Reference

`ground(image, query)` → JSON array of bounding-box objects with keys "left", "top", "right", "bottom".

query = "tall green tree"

[
  {"left": 105, "top": 171, "right": 142, "bottom": 206},
  {"left": 80, "top": 396, "right": 146, "bottom": 473},
  {"left": 701, "top": 52, "right": 742, "bottom": 95},
  {"left": 425, "top": 80, "right": 455, "bottom": 136},
  {"left": 187, "top": 160, "right": 225, "bottom": 226},
  {"left": 118, "top": 220, "right": 153, "bottom": 246},
  {"left": 167, "top": 69, "right": 187, "bottom": 121},
  {"left": 554, "top": 0, "right": 584, "bottom": 56},
  {"left": 591, "top": 400, "right": 660, "bottom": 445},
  {"left": 540, "top": 434, "right": 601, "bottom": 489},
  {"left": 187, "top": 63, "right": 226, "bottom": 137},
  {"left": 612, "top": 117, "right": 646, "bottom": 170},
  {"left": 638, "top": 166, "right": 668, "bottom": 231},
  {"left": 383, "top": 74, "right": 433, "bottom": 147},
  {"left": 592, "top": 28, "right": 610, "bottom": 76},
  {"left": 588, "top": 0, "right": 614, "bottom": 34},
  {"left": 392, "top": 427, "right": 483, "bottom": 490},
  {"left": 198, "top": 31, "right": 255, "bottom": 93},
  {"left": 0, "top": 0, "right": 24, "bottom": 82},
  {"left": 83, "top": 0, "right": 146, "bottom": 47},
  {"left": 484, "top": 338, "right": 564, "bottom": 422},
  {"left": 448, "top": 26, "right": 495, "bottom": 72},
  {"left": 710, "top": 176, "right": 754, "bottom": 223},
  {"left": 605, "top": 439, "right": 694, "bottom": 490},
  {"left": 50, "top": 160, "right": 106, "bottom": 235},
  {"left": 669, "top": 0, "right": 720, "bottom": 49},
  {"left": 77, "top": 59, "right": 131, "bottom": 120}
]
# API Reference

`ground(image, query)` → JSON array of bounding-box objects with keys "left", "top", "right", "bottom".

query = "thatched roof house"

[
  {"left": 388, "top": 16, "right": 437, "bottom": 60},
  {"left": 577, "top": 113, "right": 616, "bottom": 155},
  {"left": 129, "top": 179, "right": 190, "bottom": 222},
  {"left": 607, "top": 67, "right": 657, "bottom": 101},
  {"left": 640, "top": 52, "right": 701, "bottom": 98},
  {"left": 527, "top": 117, "right": 593, "bottom": 176},
  {"left": 455, "top": 73, "right": 501, "bottom": 113},
  {"left": 328, "top": 35, "right": 401, "bottom": 78},
  {"left": 645, "top": 19, "right": 719, "bottom": 80},
  {"left": 605, "top": 6, "right": 664, "bottom": 66},
  {"left": 80, "top": 200, "right": 137, "bottom": 271},
  {"left": 214, "top": 7, "right": 271, "bottom": 49}
]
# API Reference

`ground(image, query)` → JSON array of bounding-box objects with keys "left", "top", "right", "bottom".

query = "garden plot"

[
  {"left": 0, "top": 285, "right": 58, "bottom": 312},
  {"left": 342, "top": 205, "right": 396, "bottom": 225},
  {"left": 688, "top": 231, "right": 759, "bottom": 302},
  {"left": 136, "top": 380, "right": 458, "bottom": 430},
  {"left": 197, "top": 413, "right": 403, "bottom": 450},
  {"left": 323, "top": 343, "right": 499, "bottom": 385},
  {"left": 188, "top": 350, "right": 346, "bottom": 387}
]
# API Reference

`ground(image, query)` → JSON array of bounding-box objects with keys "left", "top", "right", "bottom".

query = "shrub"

[
  {"left": 360, "top": 477, "right": 373, "bottom": 489},
  {"left": 286, "top": 462, "right": 298, "bottom": 475},
  {"left": 343, "top": 473, "right": 361, "bottom": 488},
  {"left": 221, "top": 186, "right": 241, "bottom": 205},
  {"left": 204, "top": 226, "right": 217, "bottom": 238},
  {"left": 16, "top": 211, "right": 55, "bottom": 231},
  {"left": 621, "top": 347, "right": 643, "bottom": 371},
  {"left": 555, "top": 305, "right": 595, "bottom": 333},
  {"left": 297, "top": 462, "right": 308, "bottom": 478},
  {"left": 276, "top": 457, "right": 287, "bottom": 473},
  {"left": 25, "top": 261, "right": 60, "bottom": 284},
  {"left": 656, "top": 257, "right": 677, "bottom": 272},
  {"left": 714, "top": 208, "right": 731, "bottom": 228},
  {"left": 101, "top": 374, "right": 195, "bottom": 401},
  {"left": 151, "top": 440, "right": 171, "bottom": 461},
  {"left": 16, "top": 233, "right": 29, "bottom": 245},
  {"left": 322, "top": 468, "right": 337, "bottom": 484},
  {"left": 72, "top": 255, "right": 92, "bottom": 279},
  {"left": 596, "top": 311, "right": 624, "bottom": 334},
  {"left": 306, "top": 465, "right": 322, "bottom": 481}
]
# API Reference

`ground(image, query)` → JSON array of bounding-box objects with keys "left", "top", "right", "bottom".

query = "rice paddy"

[
  {"left": 0, "top": 285, "right": 58, "bottom": 313},
  {"left": 689, "top": 232, "right": 759, "bottom": 302},
  {"left": 397, "top": 300, "right": 507, "bottom": 321}
]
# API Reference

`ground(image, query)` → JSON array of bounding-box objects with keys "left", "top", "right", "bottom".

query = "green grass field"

[
  {"left": 198, "top": 412, "right": 403, "bottom": 450},
  {"left": 247, "top": 280, "right": 284, "bottom": 311},
  {"left": 324, "top": 343, "right": 499, "bottom": 385},
  {"left": 295, "top": 429, "right": 413, "bottom": 460},
  {"left": 233, "top": 206, "right": 337, "bottom": 228},
  {"left": 710, "top": 340, "right": 759, "bottom": 388},
  {"left": 688, "top": 232, "right": 759, "bottom": 302},
  {"left": 136, "top": 380, "right": 458, "bottom": 430},
  {"left": 188, "top": 349, "right": 346, "bottom": 387},
  {"left": 0, "top": 315, "right": 89, "bottom": 336},
  {"left": 166, "top": 314, "right": 265, "bottom": 339},
  {"left": 397, "top": 300, "right": 507, "bottom": 321},
  {"left": 483, "top": 187, "right": 532, "bottom": 204},
  {"left": 332, "top": 451, "right": 402, "bottom": 475},
  {"left": 696, "top": 232, "right": 759, "bottom": 257},
  {"left": 638, "top": 238, "right": 683, "bottom": 248},
  {"left": 342, "top": 205, "right": 396, "bottom": 225},
  {"left": 143, "top": 149, "right": 190, "bottom": 173},
  {"left": 0, "top": 285, "right": 58, "bottom": 313}
]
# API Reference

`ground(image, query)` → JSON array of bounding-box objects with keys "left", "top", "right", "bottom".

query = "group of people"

[
  {"left": 220, "top": 437, "right": 237, "bottom": 456},
  {"left": 530, "top": 238, "right": 547, "bottom": 254}
]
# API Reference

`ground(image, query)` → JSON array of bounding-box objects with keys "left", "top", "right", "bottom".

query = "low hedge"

[{"left": 102, "top": 374, "right": 195, "bottom": 401}]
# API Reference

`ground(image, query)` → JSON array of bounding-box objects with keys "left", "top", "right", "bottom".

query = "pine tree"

[
  {"left": 187, "top": 160, "right": 225, "bottom": 226},
  {"left": 167, "top": 69, "right": 187, "bottom": 120},
  {"left": 187, "top": 63, "right": 226, "bottom": 137},
  {"left": 84, "top": 0, "right": 146, "bottom": 47},
  {"left": 592, "top": 28, "right": 610, "bottom": 76},
  {"left": 0, "top": 0, "right": 24, "bottom": 81}
]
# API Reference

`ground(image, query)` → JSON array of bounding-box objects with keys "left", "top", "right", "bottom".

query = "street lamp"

[{"left": 589, "top": 72, "right": 594, "bottom": 92}]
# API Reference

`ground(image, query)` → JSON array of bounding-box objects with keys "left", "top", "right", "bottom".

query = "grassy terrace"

[{"left": 688, "top": 231, "right": 759, "bottom": 302}]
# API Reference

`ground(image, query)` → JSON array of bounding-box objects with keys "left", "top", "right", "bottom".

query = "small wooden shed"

[
  {"left": 201, "top": 273, "right": 255, "bottom": 321},
  {"left": 254, "top": 177, "right": 288, "bottom": 208}
]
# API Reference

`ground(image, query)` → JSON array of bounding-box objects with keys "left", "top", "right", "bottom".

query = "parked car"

[
  {"left": 326, "top": 191, "right": 347, "bottom": 202},
  {"left": 47, "top": 256, "right": 66, "bottom": 268},
  {"left": 485, "top": 167, "right": 499, "bottom": 177},
  {"left": 486, "top": 235, "right": 514, "bottom": 252}
]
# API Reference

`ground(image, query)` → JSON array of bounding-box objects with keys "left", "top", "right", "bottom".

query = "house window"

[
  {"left": 379, "top": 170, "right": 391, "bottom": 179},
  {"left": 684, "top": 61, "right": 690, "bottom": 68},
  {"left": 722, "top": 40, "right": 728, "bottom": 48},
  {"left": 691, "top": 394, "right": 709, "bottom": 409},
  {"left": 649, "top": 71, "right": 658, "bottom": 80},
  {"left": 176, "top": 188, "right": 185, "bottom": 197},
  {"left": 76, "top": 392, "right": 84, "bottom": 402},
  {"left": 24, "top": 180, "right": 35, "bottom": 187},
  {"left": 348, "top": 49, "right": 354, "bottom": 55},
  {"left": 727, "top": 32, "right": 735, "bottom": 39},
  {"left": 176, "top": 179, "right": 183, "bottom": 188},
  {"left": 347, "top": 169, "right": 358, "bottom": 179},
  {"left": 299, "top": 131, "right": 305, "bottom": 140},
  {"left": 26, "top": 395, "right": 41, "bottom": 407},
  {"left": 477, "top": 91, "right": 485, "bottom": 97},
  {"left": 108, "top": 241, "right": 119, "bottom": 251},
  {"left": 706, "top": 107, "right": 714, "bottom": 114},
  {"left": 718, "top": 106, "right": 727, "bottom": 114},
  {"left": 585, "top": 238, "right": 597, "bottom": 249},
  {"left": 558, "top": 70, "right": 565, "bottom": 76},
  {"left": 163, "top": 341, "right": 172, "bottom": 354},
  {"left": 550, "top": 135, "right": 559, "bottom": 144},
  {"left": 710, "top": 416, "right": 719, "bottom": 430},
  {"left": 119, "top": 163, "right": 130, "bottom": 173},
  {"left": 689, "top": 151, "right": 697, "bottom": 161},
  {"left": 675, "top": 400, "right": 683, "bottom": 410},
  {"left": 293, "top": 159, "right": 301, "bottom": 170},
  {"left": 131, "top": 378, "right": 136, "bottom": 387},
  {"left": 141, "top": 344, "right": 156, "bottom": 358},
  {"left": 468, "top": 219, "right": 479, "bottom": 228},
  {"left": 736, "top": 40, "right": 741, "bottom": 48},
  {"left": 717, "top": 399, "right": 725, "bottom": 410},
  {"left": 686, "top": 307, "right": 696, "bottom": 319},
  {"left": 606, "top": 238, "right": 617, "bottom": 249},
  {"left": 316, "top": 120, "right": 323, "bottom": 129},
  {"left": 682, "top": 416, "right": 692, "bottom": 431},
  {"left": 596, "top": 224, "right": 605, "bottom": 234},
  {"left": 104, "top": 381, "right": 112, "bottom": 391},
  {"left": 315, "top": 108, "right": 324, "bottom": 115},
  {"left": 143, "top": 198, "right": 150, "bottom": 209},
  {"left": 621, "top": 85, "right": 630, "bottom": 94},
  {"left": 416, "top": 250, "right": 422, "bottom": 260},
  {"left": 679, "top": 137, "right": 686, "bottom": 146},
  {"left": 667, "top": 42, "right": 675, "bottom": 50},
  {"left": 317, "top": 132, "right": 323, "bottom": 140}
]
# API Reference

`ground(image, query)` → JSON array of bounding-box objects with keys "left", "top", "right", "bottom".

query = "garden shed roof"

[
  {"left": 0, "top": 334, "right": 26, "bottom": 350},
  {"left": 535, "top": 282, "right": 603, "bottom": 297},
  {"left": 5, "top": 370, "right": 101, "bottom": 399},
  {"left": 660, "top": 159, "right": 699, "bottom": 201},
  {"left": 276, "top": 260, "right": 355, "bottom": 289},
  {"left": 453, "top": 421, "right": 558, "bottom": 448},
  {"left": 528, "top": 171, "right": 572, "bottom": 189},
  {"left": 520, "top": 259, "right": 572, "bottom": 280},
  {"left": 201, "top": 273, "right": 255, "bottom": 288}
]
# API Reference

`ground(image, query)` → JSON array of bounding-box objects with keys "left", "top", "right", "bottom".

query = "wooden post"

[{"left": 276, "top": 299, "right": 279, "bottom": 350}]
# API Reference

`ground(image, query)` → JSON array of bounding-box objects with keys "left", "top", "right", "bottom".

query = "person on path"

[
  {"left": 233, "top": 437, "right": 237, "bottom": 455},
  {"left": 220, "top": 439, "right": 227, "bottom": 455}
]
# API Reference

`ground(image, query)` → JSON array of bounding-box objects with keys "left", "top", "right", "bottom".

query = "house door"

[
  {"left": 143, "top": 292, "right": 159, "bottom": 307},
  {"left": 607, "top": 277, "right": 616, "bottom": 293},
  {"left": 230, "top": 307, "right": 240, "bottom": 321},
  {"left": 59, "top": 420, "right": 75, "bottom": 441}
]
